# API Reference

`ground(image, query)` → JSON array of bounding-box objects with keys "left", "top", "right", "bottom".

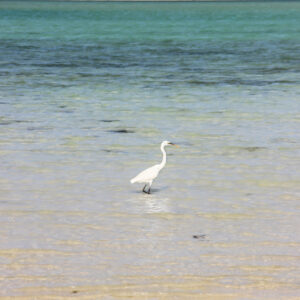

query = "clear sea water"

[{"left": 0, "top": 1, "right": 300, "bottom": 298}]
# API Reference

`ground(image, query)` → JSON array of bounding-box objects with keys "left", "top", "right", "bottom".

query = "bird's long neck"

[{"left": 159, "top": 144, "right": 167, "bottom": 170}]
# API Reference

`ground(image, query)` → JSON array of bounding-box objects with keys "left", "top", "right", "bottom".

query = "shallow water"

[{"left": 0, "top": 1, "right": 300, "bottom": 298}]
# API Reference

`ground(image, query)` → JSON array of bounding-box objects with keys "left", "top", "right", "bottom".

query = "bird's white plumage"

[
  {"left": 130, "top": 141, "right": 176, "bottom": 194},
  {"left": 130, "top": 164, "right": 161, "bottom": 184}
]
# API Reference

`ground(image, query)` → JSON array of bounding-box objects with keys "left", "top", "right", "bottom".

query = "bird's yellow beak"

[{"left": 170, "top": 143, "right": 179, "bottom": 147}]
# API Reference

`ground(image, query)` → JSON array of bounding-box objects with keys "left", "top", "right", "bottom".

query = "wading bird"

[{"left": 130, "top": 141, "right": 178, "bottom": 194}]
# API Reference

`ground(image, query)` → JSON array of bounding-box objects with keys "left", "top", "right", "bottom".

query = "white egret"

[{"left": 130, "top": 141, "right": 178, "bottom": 194}]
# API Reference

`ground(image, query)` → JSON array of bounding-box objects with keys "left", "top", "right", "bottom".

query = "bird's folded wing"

[{"left": 130, "top": 164, "right": 160, "bottom": 183}]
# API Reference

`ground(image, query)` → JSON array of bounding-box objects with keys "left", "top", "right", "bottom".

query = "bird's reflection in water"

[
  {"left": 128, "top": 186, "right": 174, "bottom": 215},
  {"left": 143, "top": 196, "right": 171, "bottom": 214}
]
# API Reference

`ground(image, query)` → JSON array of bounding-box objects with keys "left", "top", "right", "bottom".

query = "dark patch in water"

[
  {"left": 189, "top": 79, "right": 296, "bottom": 86},
  {"left": 0, "top": 200, "right": 11, "bottom": 204},
  {"left": 0, "top": 119, "right": 30, "bottom": 125},
  {"left": 101, "top": 119, "right": 119, "bottom": 123},
  {"left": 193, "top": 234, "right": 207, "bottom": 240},
  {"left": 102, "top": 149, "right": 125, "bottom": 153},
  {"left": 107, "top": 129, "right": 134, "bottom": 134},
  {"left": 77, "top": 72, "right": 94, "bottom": 77},
  {"left": 243, "top": 146, "right": 266, "bottom": 152},
  {"left": 15, "top": 120, "right": 28, "bottom": 123},
  {"left": 59, "top": 110, "right": 73, "bottom": 114},
  {"left": 168, "top": 48, "right": 235, "bottom": 56},
  {"left": 258, "top": 67, "right": 290, "bottom": 74},
  {"left": 189, "top": 80, "right": 218, "bottom": 86},
  {"left": 210, "top": 111, "right": 224, "bottom": 114},
  {"left": 72, "top": 290, "right": 78, "bottom": 294},
  {"left": 27, "top": 126, "right": 51, "bottom": 131},
  {"left": 33, "top": 63, "right": 80, "bottom": 68}
]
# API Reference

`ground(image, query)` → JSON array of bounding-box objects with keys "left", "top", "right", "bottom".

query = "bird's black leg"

[
  {"left": 142, "top": 185, "right": 151, "bottom": 194},
  {"left": 143, "top": 185, "right": 148, "bottom": 193},
  {"left": 146, "top": 186, "right": 151, "bottom": 194}
]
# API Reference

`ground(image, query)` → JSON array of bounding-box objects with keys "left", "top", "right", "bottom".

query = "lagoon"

[{"left": 0, "top": 1, "right": 300, "bottom": 298}]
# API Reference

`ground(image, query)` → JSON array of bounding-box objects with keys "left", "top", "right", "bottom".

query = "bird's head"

[{"left": 162, "top": 141, "right": 179, "bottom": 147}]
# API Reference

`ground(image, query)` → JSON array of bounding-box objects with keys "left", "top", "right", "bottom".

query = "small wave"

[{"left": 188, "top": 79, "right": 297, "bottom": 86}]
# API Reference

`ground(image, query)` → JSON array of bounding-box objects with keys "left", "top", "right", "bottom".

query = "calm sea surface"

[{"left": 0, "top": 1, "right": 300, "bottom": 298}]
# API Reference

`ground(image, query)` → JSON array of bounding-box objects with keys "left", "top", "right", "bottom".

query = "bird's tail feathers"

[{"left": 130, "top": 177, "right": 137, "bottom": 184}]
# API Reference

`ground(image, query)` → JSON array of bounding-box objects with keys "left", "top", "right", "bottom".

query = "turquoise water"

[{"left": 0, "top": 1, "right": 300, "bottom": 298}]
